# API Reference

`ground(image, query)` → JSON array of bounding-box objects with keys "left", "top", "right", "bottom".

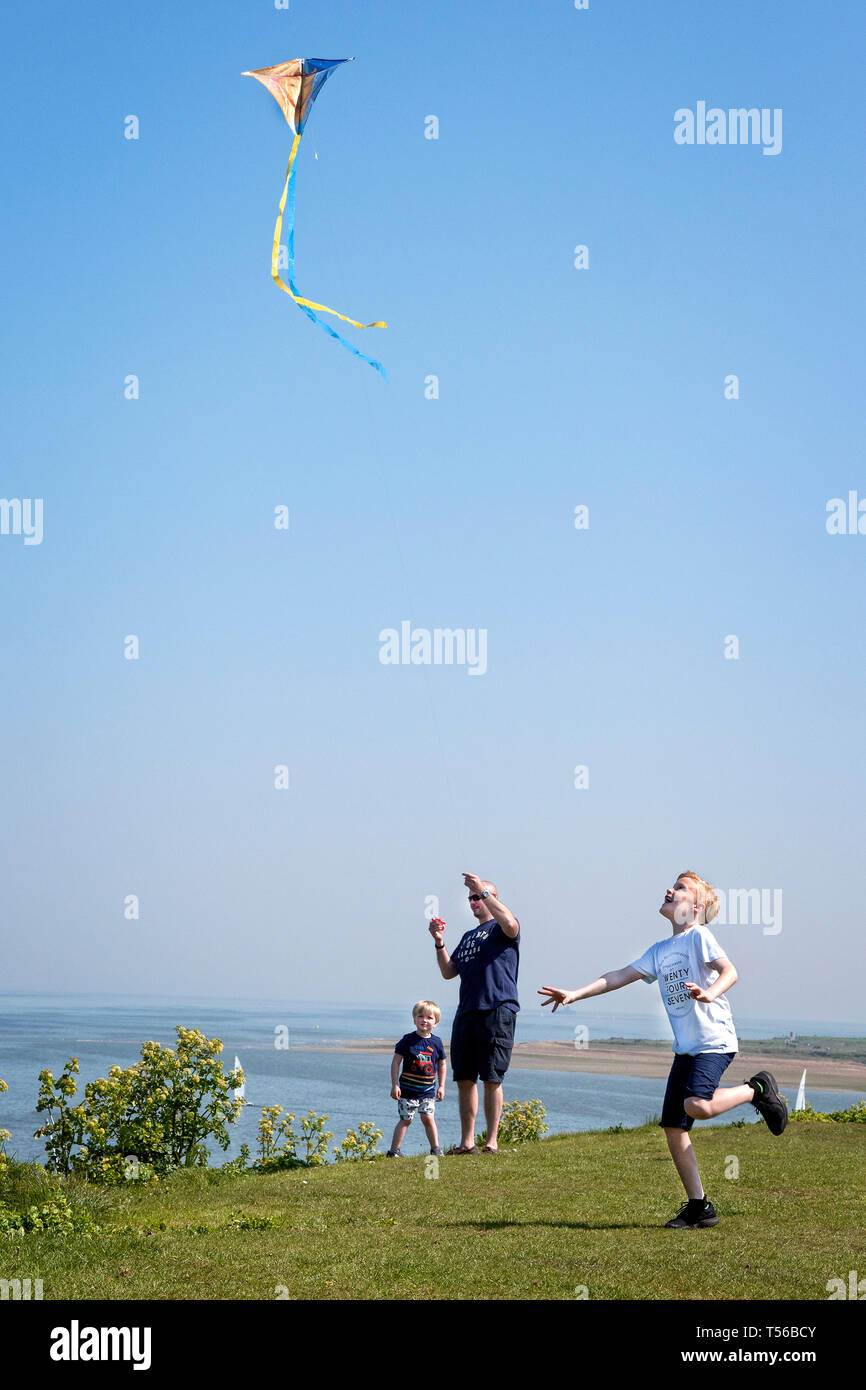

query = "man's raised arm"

[
  {"left": 463, "top": 873, "right": 519, "bottom": 938},
  {"left": 428, "top": 917, "right": 458, "bottom": 978}
]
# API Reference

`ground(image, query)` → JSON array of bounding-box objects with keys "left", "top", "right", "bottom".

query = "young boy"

[
  {"left": 539, "top": 871, "right": 788, "bottom": 1228},
  {"left": 387, "top": 1000, "right": 447, "bottom": 1158}
]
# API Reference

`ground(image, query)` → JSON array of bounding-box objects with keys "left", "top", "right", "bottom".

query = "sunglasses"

[{"left": 468, "top": 893, "right": 483, "bottom": 902}]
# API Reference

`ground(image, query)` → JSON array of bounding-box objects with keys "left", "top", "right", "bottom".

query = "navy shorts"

[
  {"left": 450, "top": 1005, "right": 516, "bottom": 1083},
  {"left": 660, "top": 1051, "right": 737, "bottom": 1130}
]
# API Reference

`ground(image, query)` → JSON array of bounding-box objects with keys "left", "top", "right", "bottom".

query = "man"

[{"left": 429, "top": 872, "right": 520, "bottom": 1154}]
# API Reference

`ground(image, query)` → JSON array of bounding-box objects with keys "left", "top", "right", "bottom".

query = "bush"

[
  {"left": 221, "top": 1144, "right": 251, "bottom": 1174},
  {"left": 255, "top": 1108, "right": 383, "bottom": 1167},
  {"left": 1, "top": 1157, "right": 59, "bottom": 1213},
  {"left": 255, "top": 1107, "right": 333, "bottom": 1170},
  {"left": 788, "top": 1101, "right": 866, "bottom": 1124},
  {"left": 0, "top": 1191, "right": 101, "bottom": 1237},
  {"left": 34, "top": 1029, "right": 244, "bottom": 1180},
  {"left": 0, "top": 1077, "right": 9, "bottom": 1173},
  {"left": 333, "top": 1121, "right": 383, "bottom": 1162},
  {"left": 0, "top": 1160, "right": 102, "bottom": 1238},
  {"left": 476, "top": 1099, "right": 549, "bottom": 1148}
]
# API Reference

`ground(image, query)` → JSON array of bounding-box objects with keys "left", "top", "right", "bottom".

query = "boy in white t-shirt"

[{"left": 539, "top": 870, "right": 788, "bottom": 1229}]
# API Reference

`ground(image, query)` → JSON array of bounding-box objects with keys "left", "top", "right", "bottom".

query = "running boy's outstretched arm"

[{"left": 538, "top": 966, "right": 642, "bottom": 1010}]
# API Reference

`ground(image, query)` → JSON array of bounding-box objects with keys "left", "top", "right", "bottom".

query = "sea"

[{"left": 1, "top": 993, "right": 862, "bottom": 1164}]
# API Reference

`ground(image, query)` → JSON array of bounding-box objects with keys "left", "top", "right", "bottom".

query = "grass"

[{"left": 2, "top": 1122, "right": 864, "bottom": 1300}]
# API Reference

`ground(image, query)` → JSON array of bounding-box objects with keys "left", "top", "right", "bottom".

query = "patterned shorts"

[{"left": 398, "top": 1095, "right": 436, "bottom": 1120}]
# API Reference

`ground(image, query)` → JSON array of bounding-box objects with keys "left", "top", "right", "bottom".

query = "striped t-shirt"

[{"left": 394, "top": 1031, "right": 445, "bottom": 1097}]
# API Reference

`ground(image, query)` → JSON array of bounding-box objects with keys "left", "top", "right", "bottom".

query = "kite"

[{"left": 243, "top": 57, "right": 387, "bottom": 379}]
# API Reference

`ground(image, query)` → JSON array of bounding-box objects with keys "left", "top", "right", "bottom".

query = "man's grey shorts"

[{"left": 398, "top": 1096, "right": 435, "bottom": 1120}]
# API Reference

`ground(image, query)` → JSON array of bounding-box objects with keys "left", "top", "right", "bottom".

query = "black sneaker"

[
  {"left": 665, "top": 1197, "right": 719, "bottom": 1229},
  {"left": 385, "top": 1149, "right": 402, "bottom": 1158},
  {"left": 430, "top": 1146, "right": 444, "bottom": 1157},
  {"left": 747, "top": 1071, "right": 788, "bottom": 1135}
]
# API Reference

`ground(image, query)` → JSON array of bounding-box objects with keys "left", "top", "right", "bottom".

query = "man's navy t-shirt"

[
  {"left": 451, "top": 921, "right": 520, "bottom": 1015},
  {"left": 394, "top": 1031, "right": 445, "bottom": 1097}
]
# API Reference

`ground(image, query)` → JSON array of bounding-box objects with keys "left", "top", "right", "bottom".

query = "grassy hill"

[{"left": 3, "top": 1121, "right": 864, "bottom": 1300}]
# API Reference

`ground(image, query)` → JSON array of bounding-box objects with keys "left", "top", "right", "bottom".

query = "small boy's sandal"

[
  {"left": 446, "top": 1144, "right": 477, "bottom": 1155},
  {"left": 482, "top": 1145, "right": 500, "bottom": 1154},
  {"left": 747, "top": 1071, "right": 788, "bottom": 1135}
]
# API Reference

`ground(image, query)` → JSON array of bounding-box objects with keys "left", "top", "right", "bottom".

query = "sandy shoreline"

[{"left": 294, "top": 1038, "right": 866, "bottom": 1093}]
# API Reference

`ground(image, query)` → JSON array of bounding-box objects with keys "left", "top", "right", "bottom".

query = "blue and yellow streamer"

[{"left": 245, "top": 58, "right": 388, "bottom": 380}]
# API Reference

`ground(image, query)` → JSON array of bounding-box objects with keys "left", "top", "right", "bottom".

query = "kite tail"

[{"left": 271, "top": 134, "right": 388, "bottom": 381}]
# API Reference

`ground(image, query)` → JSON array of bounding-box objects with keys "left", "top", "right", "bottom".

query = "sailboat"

[
  {"left": 233, "top": 1056, "right": 252, "bottom": 1107},
  {"left": 793, "top": 1068, "right": 807, "bottom": 1112}
]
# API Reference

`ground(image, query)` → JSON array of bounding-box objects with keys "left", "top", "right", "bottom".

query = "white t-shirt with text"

[{"left": 630, "top": 925, "right": 739, "bottom": 1055}]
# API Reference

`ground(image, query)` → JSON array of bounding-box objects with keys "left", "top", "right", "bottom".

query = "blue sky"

[{"left": 2, "top": 1, "right": 864, "bottom": 1023}]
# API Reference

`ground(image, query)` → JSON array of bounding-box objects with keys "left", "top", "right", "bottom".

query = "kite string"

[
  {"left": 353, "top": 365, "right": 471, "bottom": 869},
  {"left": 275, "top": 127, "right": 469, "bottom": 868}
]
